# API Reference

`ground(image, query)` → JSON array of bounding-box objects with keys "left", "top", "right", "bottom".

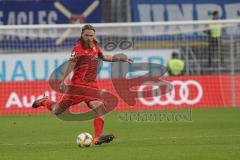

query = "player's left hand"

[{"left": 126, "top": 58, "right": 134, "bottom": 64}]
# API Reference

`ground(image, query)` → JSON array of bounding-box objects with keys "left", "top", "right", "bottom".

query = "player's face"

[{"left": 81, "top": 29, "right": 95, "bottom": 43}]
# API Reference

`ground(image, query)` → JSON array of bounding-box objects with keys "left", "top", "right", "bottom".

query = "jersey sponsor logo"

[
  {"left": 138, "top": 80, "right": 203, "bottom": 106},
  {"left": 71, "top": 51, "right": 76, "bottom": 57}
]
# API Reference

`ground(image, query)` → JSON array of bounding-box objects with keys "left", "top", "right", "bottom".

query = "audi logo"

[{"left": 138, "top": 80, "right": 203, "bottom": 106}]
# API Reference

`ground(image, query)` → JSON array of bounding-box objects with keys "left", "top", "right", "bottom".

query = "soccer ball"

[{"left": 76, "top": 132, "right": 93, "bottom": 147}]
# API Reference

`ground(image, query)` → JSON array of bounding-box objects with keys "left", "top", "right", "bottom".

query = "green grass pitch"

[{"left": 0, "top": 108, "right": 240, "bottom": 160}]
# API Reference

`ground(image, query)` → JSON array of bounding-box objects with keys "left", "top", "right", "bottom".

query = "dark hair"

[
  {"left": 81, "top": 24, "right": 95, "bottom": 32},
  {"left": 172, "top": 52, "right": 179, "bottom": 58},
  {"left": 212, "top": 10, "right": 219, "bottom": 16}
]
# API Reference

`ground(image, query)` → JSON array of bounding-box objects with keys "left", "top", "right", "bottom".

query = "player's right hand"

[{"left": 59, "top": 82, "right": 66, "bottom": 93}]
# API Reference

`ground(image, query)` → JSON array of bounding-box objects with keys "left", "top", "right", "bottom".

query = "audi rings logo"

[{"left": 138, "top": 80, "right": 203, "bottom": 106}]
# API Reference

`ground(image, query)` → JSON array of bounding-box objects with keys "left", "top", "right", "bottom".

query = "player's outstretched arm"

[
  {"left": 59, "top": 61, "right": 76, "bottom": 92},
  {"left": 101, "top": 55, "right": 134, "bottom": 64},
  {"left": 63, "top": 61, "right": 76, "bottom": 80}
]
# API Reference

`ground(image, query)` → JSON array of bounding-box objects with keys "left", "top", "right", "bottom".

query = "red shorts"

[
  {"left": 58, "top": 84, "right": 103, "bottom": 108},
  {"left": 60, "top": 94, "right": 102, "bottom": 105}
]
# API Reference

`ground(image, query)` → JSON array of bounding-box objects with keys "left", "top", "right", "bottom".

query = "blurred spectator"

[
  {"left": 167, "top": 52, "right": 185, "bottom": 76},
  {"left": 205, "top": 10, "right": 222, "bottom": 68}
]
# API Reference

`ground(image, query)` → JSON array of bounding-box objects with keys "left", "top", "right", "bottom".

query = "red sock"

[
  {"left": 94, "top": 116, "right": 104, "bottom": 138},
  {"left": 42, "top": 99, "right": 56, "bottom": 111}
]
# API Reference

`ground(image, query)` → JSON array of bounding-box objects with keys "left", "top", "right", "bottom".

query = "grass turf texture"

[{"left": 0, "top": 108, "right": 240, "bottom": 160}]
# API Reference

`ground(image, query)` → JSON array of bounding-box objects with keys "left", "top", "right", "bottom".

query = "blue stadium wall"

[
  {"left": 0, "top": 0, "right": 102, "bottom": 25},
  {"left": 132, "top": 0, "right": 240, "bottom": 22}
]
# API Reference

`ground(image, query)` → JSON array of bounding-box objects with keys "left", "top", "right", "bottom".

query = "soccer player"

[{"left": 32, "top": 24, "right": 133, "bottom": 145}]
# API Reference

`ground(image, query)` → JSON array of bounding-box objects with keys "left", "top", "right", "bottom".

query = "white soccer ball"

[{"left": 76, "top": 132, "right": 93, "bottom": 147}]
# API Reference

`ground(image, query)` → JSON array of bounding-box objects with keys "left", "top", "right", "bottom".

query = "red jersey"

[{"left": 69, "top": 42, "right": 103, "bottom": 88}]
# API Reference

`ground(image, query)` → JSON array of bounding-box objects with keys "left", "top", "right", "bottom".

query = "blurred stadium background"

[{"left": 0, "top": 0, "right": 240, "bottom": 159}]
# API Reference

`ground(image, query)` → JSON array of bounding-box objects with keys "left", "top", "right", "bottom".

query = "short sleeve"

[
  {"left": 69, "top": 50, "right": 78, "bottom": 62},
  {"left": 69, "top": 45, "right": 83, "bottom": 62}
]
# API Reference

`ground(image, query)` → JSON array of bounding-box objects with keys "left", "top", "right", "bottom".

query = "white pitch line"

[
  {"left": 1, "top": 134, "right": 240, "bottom": 146},
  {"left": 116, "top": 134, "right": 240, "bottom": 142},
  {"left": 0, "top": 141, "right": 72, "bottom": 146}
]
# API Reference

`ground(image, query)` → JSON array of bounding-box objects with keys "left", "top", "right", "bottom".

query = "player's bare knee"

[
  {"left": 52, "top": 106, "right": 65, "bottom": 115},
  {"left": 88, "top": 101, "right": 106, "bottom": 116},
  {"left": 89, "top": 101, "right": 103, "bottom": 109}
]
